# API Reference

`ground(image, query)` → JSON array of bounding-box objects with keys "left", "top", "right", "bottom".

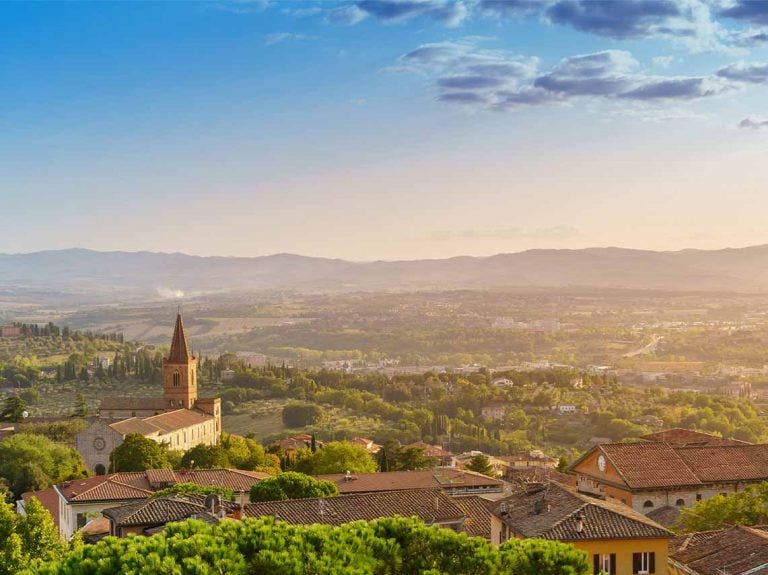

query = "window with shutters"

[
  {"left": 632, "top": 551, "right": 656, "bottom": 574},
  {"left": 593, "top": 553, "right": 616, "bottom": 575}
]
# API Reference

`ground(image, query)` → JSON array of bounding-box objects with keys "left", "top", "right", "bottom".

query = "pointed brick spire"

[{"left": 168, "top": 312, "right": 191, "bottom": 363}]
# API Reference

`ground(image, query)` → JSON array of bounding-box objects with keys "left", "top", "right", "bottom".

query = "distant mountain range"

[{"left": 3, "top": 245, "right": 768, "bottom": 302}]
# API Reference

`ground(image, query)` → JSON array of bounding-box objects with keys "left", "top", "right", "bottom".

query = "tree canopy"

[
  {"left": 1, "top": 395, "right": 27, "bottom": 422},
  {"left": 296, "top": 441, "right": 378, "bottom": 475},
  {"left": 249, "top": 472, "right": 338, "bottom": 502},
  {"left": 109, "top": 433, "right": 170, "bottom": 472},
  {"left": 282, "top": 403, "right": 323, "bottom": 428},
  {"left": 1, "top": 497, "right": 70, "bottom": 575},
  {"left": 465, "top": 454, "right": 496, "bottom": 477},
  {"left": 679, "top": 483, "right": 768, "bottom": 532},
  {"left": 0, "top": 433, "right": 87, "bottom": 497},
  {"left": 29, "top": 515, "right": 589, "bottom": 575},
  {"left": 180, "top": 444, "right": 230, "bottom": 469}
]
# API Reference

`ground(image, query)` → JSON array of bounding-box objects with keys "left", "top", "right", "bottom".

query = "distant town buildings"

[
  {"left": 481, "top": 405, "right": 506, "bottom": 421},
  {"left": 553, "top": 404, "right": 577, "bottom": 414},
  {"left": 492, "top": 318, "right": 561, "bottom": 333},
  {"left": 491, "top": 377, "right": 514, "bottom": 389}
]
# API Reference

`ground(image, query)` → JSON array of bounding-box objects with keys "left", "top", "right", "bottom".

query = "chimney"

[
  {"left": 575, "top": 512, "right": 585, "bottom": 534},
  {"left": 345, "top": 470, "right": 352, "bottom": 481},
  {"left": 231, "top": 504, "right": 242, "bottom": 521}
]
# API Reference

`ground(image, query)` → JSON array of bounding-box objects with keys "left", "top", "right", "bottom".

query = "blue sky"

[{"left": 2, "top": 0, "right": 768, "bottom": 260}]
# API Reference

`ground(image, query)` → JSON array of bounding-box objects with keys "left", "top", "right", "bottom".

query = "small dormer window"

[{"left": 173, "top": 371, "right": 181, "bottom": 387}]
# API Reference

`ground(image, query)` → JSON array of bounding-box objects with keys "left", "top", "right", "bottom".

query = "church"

[{"left": 76, "top": 313, "right": 222, "bottom": 475}]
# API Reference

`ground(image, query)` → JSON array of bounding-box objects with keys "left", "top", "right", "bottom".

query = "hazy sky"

[{"left": 2, "top": 1, "right": 768, "bottom": 260}]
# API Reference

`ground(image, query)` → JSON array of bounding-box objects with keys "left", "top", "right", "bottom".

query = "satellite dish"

[{"left": 21, "top": 411, "right": 29, "bottom": 419}]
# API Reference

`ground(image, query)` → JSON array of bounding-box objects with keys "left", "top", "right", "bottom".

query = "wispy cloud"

[
  {"left": 353, "top": 0, "right": 469, "bottom": 26},
  {"left": 212, "top": 0, "right": 271, "bottom": 15},
  {"left": 264, "top": 32, "right": 320, "bottom": 45},
  {"left": 730, "top": 27, "right": 768, "bottom": 46},
  {"left": 651, "top": 55, "right": 676, "bottom": 68},
  {"left": 545, "top": 0, "right": 726, "bottom": 52},
  {"left": 717, "top": 61, "right": 768, "bottom": 83},
  {"left": 478, "top": 0, "right": 546, "bottom": 18},
  {"left": 739, "top": 115, "right": 768, "bottom": 129},
  {"left": 282, "top": 6, "right": 323, "bottom": 17},
  {"left": 397, "top": 43, "right": 745, "bottom": 114},
  {"left": 718, "top": 0, "right": 768, "bottom": 26}
]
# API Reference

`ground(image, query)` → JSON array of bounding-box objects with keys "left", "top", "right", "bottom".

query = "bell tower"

[{"left": 163, "top": 312, "right": 198, "bottom": 410}]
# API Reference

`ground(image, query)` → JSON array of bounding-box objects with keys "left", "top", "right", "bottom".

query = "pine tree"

[
  {"left": 73, "top": 394, "right": 88, "bottom": 417},
  {"left": 1, "top": 395, "right": 27, "bottom": 422}
]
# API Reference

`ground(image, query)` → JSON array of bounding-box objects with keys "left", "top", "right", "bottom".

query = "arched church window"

[{"left": 173, "top": 371, "right": 180, "bottom": 387}]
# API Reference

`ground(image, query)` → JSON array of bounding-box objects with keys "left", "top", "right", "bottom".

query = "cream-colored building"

[
  {"left": 53, "top": 468, "right": 267, "bottom": 539},
  {"left": 76, "top": 313, "right": 221, "bottom": 474}
]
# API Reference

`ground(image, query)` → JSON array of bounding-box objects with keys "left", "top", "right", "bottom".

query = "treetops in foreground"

[
  {"left": 1, "top": 497, "right": 70, "bottom": 575},
  {"left": 28, "top": 515, "right": 589, "bottom": 575}
]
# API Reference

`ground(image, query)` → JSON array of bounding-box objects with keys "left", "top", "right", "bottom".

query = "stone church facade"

[{"left": 76, "top": 314, "right": 221, "bottom": 474}]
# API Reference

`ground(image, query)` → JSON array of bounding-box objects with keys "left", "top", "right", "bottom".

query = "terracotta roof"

[
  {"left": 103, "top": 494, "right": 237, "bottom": 527},
  {"left": 350, "top": 437, "right": 382, "bottom": 453},
  {"left": 244, "top": 489, "right": 466, "bottom": 527},
  {"left": 492, "top": 482, "right": 672, "bottom": 541},
  {"left": 173, "top": 468, "right": 270, "bottom": 492},
  {"left": 315, "top": 469, "right": 504, "bottom": 494},
  {"left": 645, "top": 505, "right": 681, "bottom": 528},
  {"left": 669, "top": 526, "right": 768, "bottom": 575},
  {"left": 80, "top": 517, "right": 111, "bottom": 536},
  {"left": 669, "top": 529, "right": 726, "bottom": 555},
  {"left": 146, "top": 468, "right": 179, "bottom": 487},
  {"left": 506, "top": 467, "right": 576, "bottom": 487},
  {"left": 141, "top": 409, "right": 213, "bottom": 433},
  {"left": 596, "top": 442, "right": 703, "bottom": 489},
  {"left": 57, "top": 473, "right": 153, "bottom": 502},
  {"left": 57, "top": 468, "right": 268, "bottom": 503},
  {"left": 167, "top": 313, "right": 192, "bottom": 363},
  {"left": 452, "top": 495, "right": 494, "bottom": 539},
  {"left": 675, "top": 445, "right": 768, "bottom": 482},
  {"left": 103, "top": 408, "right": 214, "bottom": 437},
  {"left": 640, "top": 428, "right": 749, "bottom": 446},
  {"left": 110, "top": 417, "right": 161, "bottom": 436},
  {"left": 581, "top": 442, "right": 768, "bottom": 489},
  {"left": 21, "top": 488, "right": 61, "bottom": 528}
]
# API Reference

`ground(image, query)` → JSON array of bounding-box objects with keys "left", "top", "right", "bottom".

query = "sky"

[{"left": 2, "top": 0, "right": 768, "bottom": 260}]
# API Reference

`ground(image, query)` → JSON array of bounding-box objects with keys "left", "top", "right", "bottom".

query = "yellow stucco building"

[{"left": 490, "top": 482, "right": 673, "bottom": 575}]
